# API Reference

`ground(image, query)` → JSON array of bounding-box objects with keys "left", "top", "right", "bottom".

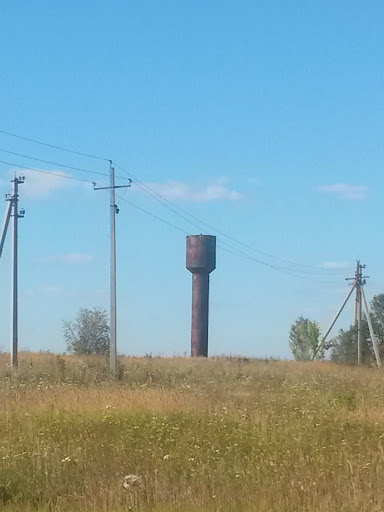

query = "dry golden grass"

[{"left": 1, "top": 353, "right": 384, "bottom": 511}]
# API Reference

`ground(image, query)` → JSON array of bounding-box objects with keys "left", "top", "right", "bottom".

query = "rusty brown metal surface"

[
  {"left": 191, "top": 272, "right": 209, "bottom": 357},
  {"left": 186, "top": 235, "right": 216, "bottom": 274},
  {"left": 186, "top": 235, "right": 216, "bottom": 357}
]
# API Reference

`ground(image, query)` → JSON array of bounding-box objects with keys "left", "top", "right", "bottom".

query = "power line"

[
  {"left": 114, "top": 162, "right": 349, "bottom": 276},
  {"left": 121, "top": 173, "right": 210, "bottom": 233},
  {"left": 0, "top": 129, "right": 109, "bottom": 162},
  {"left": 115, "top": 191, "right": 340, "bottom": 284},
  {"left": 0, "top": 147, "right": 130, "bottom": 181},
  {"left": 217, "top": 243, "right": 340, "bottom": 284},
  {"left": 0, "top": 129, "right": 351, "bottom": 278},
  {"left": 116, "top": 182, "right": 321, "bottom": 277},
  {"left": 115, "top": 193, "right": 190, "bottom": 235},
  {"left": 0, "top": 157, "right": 189, "bottom": 235},
  {"left": 0, "top": 159, "right": 93, "bottom": 184},
  {"left": 0, "top": 156, "right": 341, "bottom": 283},
  {"left": 6, "top": 150, "right": 324, "bottom": 279},
  {"left": 0, "top": 154, "right": 341, "bottom": 282}
]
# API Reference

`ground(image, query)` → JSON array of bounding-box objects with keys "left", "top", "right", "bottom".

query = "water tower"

[{"left": 186, "top": 235, "right": 216, "bottom": 357}]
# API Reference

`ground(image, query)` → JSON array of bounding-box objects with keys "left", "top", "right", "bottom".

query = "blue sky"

[{"left": 0, "top": 0, "right": 383, "bottom": 358}]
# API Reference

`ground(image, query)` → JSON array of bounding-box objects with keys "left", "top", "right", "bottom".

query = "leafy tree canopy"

[
  {"left": 331, "top": 293, "right": 384, "bottom": 364},
  {"left": 289, "top": 316, "right": 323, "bottom": 361},
  {"left": 63, "top": 307, "right": 110, "bottom": 355}
]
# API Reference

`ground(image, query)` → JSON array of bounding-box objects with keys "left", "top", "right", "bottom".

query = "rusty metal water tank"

[{"left": 186, "top": 235, "right": 216, "bottom": 357}]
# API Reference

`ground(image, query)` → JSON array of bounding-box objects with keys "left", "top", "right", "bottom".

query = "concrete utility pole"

[
  {"left": 0, "top": 177, "right": 25, "bottom": 367},
  {"left": 186, "top": 235, "right": 216, "bottom": 357},
  {"left": 351, "top": 261, "right": 366, "bottom": 365},
  {"left": 357, "top": 267, "right": 363, "bottom": 365},
  {"left": 11, "top": 177, "right": 25, "bottom": 367},
  {"left": 109, "top": 164, "right": 117, "bottom": 373},
  {"left": 94, "top": 163, "right": 131, "bottom": 373}
]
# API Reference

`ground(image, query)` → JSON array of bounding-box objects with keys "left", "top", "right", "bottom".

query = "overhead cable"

[
  {"left": 0, "top": 159, "right": 93, "bottom": 184},
  {"left": 115, "top": 193, "right": 190, "bottom": 235},
  {"left": 0, "top": 148, "right": 129, "bottom": 181},
  {"left": 0, "top": 129, "right": 109, "bottom": 162},
  {"left": 0, "top": 128, "right": 352, "bottom": 278},
  {"left": 114, "top": 162, "right": 349, "bottom": 276},
  {"left": 114, "top": 191, "right": 340, "bottom": 284}
]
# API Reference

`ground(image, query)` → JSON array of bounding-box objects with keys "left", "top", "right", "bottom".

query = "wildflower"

[{"left": 122, "top": 474, "right": 143, "bottom": 491}]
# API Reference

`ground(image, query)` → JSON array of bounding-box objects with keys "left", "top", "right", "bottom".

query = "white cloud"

[
  {"left": 58, "top": 253, "right": 94, "bottom": 264},
  {"left": 38, "top": 285, "right": 64, "bottom": 296},
  {"left": 247, "top": 178, "right": 261, "bottom": 185},
  {"left": 317, "top": 183, "right": 368, "bottom": 200},
  {"left": 137, "top": 178, "right": 243, "bottom": 202},
  {"left": 36, "top": 253, "right": 94, "bottom": 264},
  {"left": 10, "top": 168, "right": 74, "bottom": 199},
  {"left": 320, "top": 261, "right": 353, "bottom": 269}
]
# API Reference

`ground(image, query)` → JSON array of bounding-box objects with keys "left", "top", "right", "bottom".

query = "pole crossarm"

[{"left": 93, "top": 181, "right": 132, "bottom": 191}]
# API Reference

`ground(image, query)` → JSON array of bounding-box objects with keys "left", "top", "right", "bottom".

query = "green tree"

[
  {"left": 331, "top": 293, "right": 384, "bottom": 364},
  {"left": 289, "top": 316, "right": 323, "bottom": 361},
  {"left": 63, "top": 307, "right": 110, "bottom": 355},
  {"left": 330, "top": 320, "right": 372, "bottom": 363},
  {"left": 370, "top": 293, "right": 384, "bottom": 345}
]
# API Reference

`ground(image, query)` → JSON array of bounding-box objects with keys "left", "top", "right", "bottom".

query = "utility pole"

[
  {"left": 110, "top": 164, "right": 117, "bottom": 373},
  {"left": 1, "top": 177, "right": 25, "bottom": 367},
  {"left": 94, "top": 162, "right": 131, "bottom": 374},
  {"left": 10, "top": 177, "right": 25, "bottom": 367},
  {"left": 314, "top": 260, "right": 380, "bottom": 366},
  {"left": 349, "top": 261, "right": 366, "bottom": 365},
  {"left": 356, "top": 262, "right": 362, "bottom": 364}
]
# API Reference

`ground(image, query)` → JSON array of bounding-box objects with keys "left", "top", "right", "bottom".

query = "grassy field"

[{"left": 1, "top": 354, "right": 384, "bottom": 511}]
